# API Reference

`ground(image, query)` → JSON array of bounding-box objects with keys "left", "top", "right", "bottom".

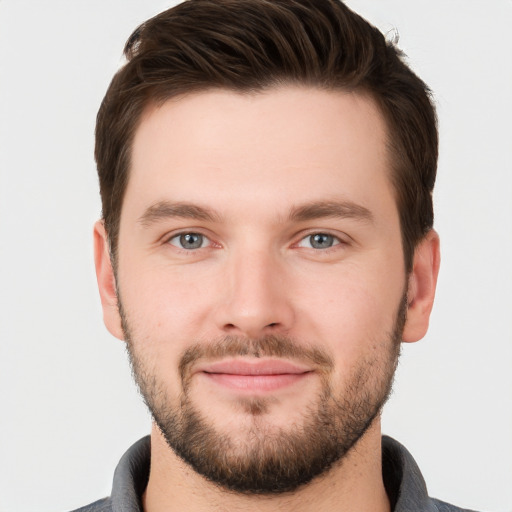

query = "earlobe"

[
  {"left": 93, "top": 220, "right": 125, "bottom": 341},
  {"left": 402, "top": 230, "right": 441, "bottom": 343}
]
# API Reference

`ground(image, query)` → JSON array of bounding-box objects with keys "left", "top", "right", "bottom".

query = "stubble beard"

[{"left": 121, "top": 297, "right": 405, "bottom": 495}]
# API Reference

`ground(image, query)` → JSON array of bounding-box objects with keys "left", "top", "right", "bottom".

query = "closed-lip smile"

[{"left": 195, "top": 358, "right": 313, "bottom": 393}]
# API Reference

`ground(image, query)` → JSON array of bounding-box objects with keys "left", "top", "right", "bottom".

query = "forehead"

[{"left": 126, "top": 86, "right": 395, "bottom": 224}]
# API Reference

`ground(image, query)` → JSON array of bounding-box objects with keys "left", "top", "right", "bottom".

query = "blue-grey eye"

[
  {"left": 169, "top": 232, "right": 208, "bottom": 250},
  {"left": 298, "top": 233, "right": 339, "bottom": 249}
]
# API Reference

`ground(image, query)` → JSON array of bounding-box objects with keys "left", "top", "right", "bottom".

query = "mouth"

[{"left": 195, "top": 358, "right": 314, "bottom": 393}]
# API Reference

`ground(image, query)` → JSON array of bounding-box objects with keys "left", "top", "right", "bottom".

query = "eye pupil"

[
  {"left": 180, "top": 233, "right": 203, "bottom": 249},
  {"left": 310, "top": 233, "right": 333, "bottom": 249}
]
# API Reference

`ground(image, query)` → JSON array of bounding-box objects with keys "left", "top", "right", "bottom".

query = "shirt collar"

[
  {"left": 382, "top": 435, "right": 438, "bottom": 511},
  {"left": 108, "top": 435, "right": 435, "bottom": 511}
]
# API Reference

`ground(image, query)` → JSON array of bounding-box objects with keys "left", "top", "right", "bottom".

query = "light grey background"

[{"left": 0, "top": 1, "right": 511, "bottom": 511}]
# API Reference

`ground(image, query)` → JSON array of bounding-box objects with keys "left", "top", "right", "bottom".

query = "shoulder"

[
  {"left": 68, "top": 497, "right": 112, "bottom": 512},
  {"left": 66, "top": 436, "right": 150, "bottom": 512},
  {"left": 381, "top": 436, "right": 484, "bottom": 512},
  {"left": 431, "top": 498, "right": 482, "bottom": 512}
]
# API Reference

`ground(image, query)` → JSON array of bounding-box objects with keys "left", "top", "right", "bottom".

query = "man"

[{"left": 77, "top": 0, "right": 477, "bottom": 510}]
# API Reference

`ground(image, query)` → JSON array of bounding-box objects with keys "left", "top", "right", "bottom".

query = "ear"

[
  {"left": 93, "top": 220, "right": 125, "bottom": 341},
  {"left": 402, "top": 229, "right": 441, "bottom": 343}
]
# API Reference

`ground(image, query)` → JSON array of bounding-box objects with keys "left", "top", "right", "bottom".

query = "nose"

[{"left": 213, "top": 248, "right": 295, "bottom": 338}]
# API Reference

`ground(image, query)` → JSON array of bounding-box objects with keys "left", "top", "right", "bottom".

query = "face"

[{"left": 99, "top": 87, "right": 415, "bottom": 493}]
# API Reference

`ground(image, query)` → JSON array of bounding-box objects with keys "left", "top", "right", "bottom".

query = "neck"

[{"left": 142, "top": 420, "right": 390, "bottom": 512}]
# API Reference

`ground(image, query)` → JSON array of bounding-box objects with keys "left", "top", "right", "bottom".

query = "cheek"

[
  {"left": 118, "top": 260, "right": 218, "bottom": 346},
  {"left": 291, "top": 262, "right": 404, "bottom": 353}
]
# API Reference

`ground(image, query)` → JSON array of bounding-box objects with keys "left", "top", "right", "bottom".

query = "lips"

[{"left": 196, "top": 359, "right": 312, "bottom": 392}]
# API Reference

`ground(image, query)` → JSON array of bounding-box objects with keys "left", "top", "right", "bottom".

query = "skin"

[{"left": 94, "top": 86, "right": 440, "bottom": 512}]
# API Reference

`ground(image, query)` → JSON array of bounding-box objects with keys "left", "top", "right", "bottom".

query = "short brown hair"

[{"left": 95, "top": 0, "right": 438, "bottom": 272}]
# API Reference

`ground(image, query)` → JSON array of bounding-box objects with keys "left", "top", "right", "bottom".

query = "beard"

[{"left": 121, "top": 296, "right": 405, "bottom": 495}]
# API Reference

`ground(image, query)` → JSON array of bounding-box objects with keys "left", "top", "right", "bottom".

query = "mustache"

[{"left": 179, "top": 334, "right": 334, "bottom": 382}]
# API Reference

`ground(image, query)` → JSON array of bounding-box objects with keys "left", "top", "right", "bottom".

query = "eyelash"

[
  {"left": 167, "top": 231, "right": 214, "bottom": 252},
  {"left": 295, "top": 232, "right": 343, "bottom": 251},
  {"left": 165, "top": 230, "right": 346, "bottom": 253}
]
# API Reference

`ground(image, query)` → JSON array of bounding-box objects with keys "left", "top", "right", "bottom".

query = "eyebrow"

[
  {"left": 137, "top": 199, "right": 373, "bottom": 227},
  {"left": 288, "top": 201, "right": 374, "bottom": 223},
  {"left": 138, "top": 201, "right": 221, "bottom": 226}
]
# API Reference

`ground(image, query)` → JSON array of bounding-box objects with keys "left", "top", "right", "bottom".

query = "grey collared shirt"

[{"left": 71, "top": 436, "right": 480, "bottom": 512}]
